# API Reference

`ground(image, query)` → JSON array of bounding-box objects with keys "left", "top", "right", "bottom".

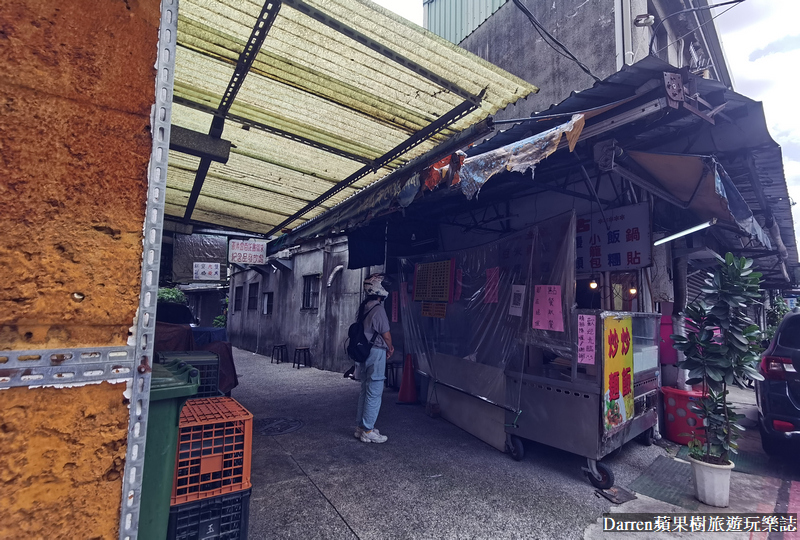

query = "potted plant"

[{"left": 671, "top": 253, "right": 764, "bottom": 507}]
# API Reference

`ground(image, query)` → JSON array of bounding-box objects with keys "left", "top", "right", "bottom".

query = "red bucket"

[{"left": 661, "top": 386, "right": 706, "bottom": 445}]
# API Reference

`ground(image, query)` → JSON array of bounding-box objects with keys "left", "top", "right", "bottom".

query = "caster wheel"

[
  {"left": 636, "top": 427, "right": 654, "bottom": 446},
  {"left": 588, "top": 462, "right": 615, "bottom": 490},
  {"left": 507, "top": 435, "right": 524, "bottom": 461}
]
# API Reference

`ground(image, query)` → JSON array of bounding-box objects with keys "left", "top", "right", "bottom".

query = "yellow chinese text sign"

[{"left": 603, "top": 316, "right": 634, "bottom": 433}]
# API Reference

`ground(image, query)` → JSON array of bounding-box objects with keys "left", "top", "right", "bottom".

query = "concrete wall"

[
  {"left": 0, "top": 0, "right": 160, "bottom": 537},
  {"left": 228, "top": 237, "right": 377, "bottom": 373},
  {"left": 459, "top": 0, "right": 619, "bottom": 119}
]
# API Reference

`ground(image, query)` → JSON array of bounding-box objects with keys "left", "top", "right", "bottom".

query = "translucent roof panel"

[{"left": 170, "top": 0, "right": 537, "bottom": 234}]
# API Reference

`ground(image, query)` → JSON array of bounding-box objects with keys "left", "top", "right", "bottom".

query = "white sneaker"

[
  {"left": 354, "top": 427, "right": 380, "bottom": 439},
  {"left": 360, "top": 429, "right": 388, "bottom": 443}
]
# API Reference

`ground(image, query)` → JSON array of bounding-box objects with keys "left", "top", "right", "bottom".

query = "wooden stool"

[
  {"left": 293, "top": 347, "right": 311, "bottom": 369},
  {"left": 271, "top": 344, "right": 288, "bottom": 364}
]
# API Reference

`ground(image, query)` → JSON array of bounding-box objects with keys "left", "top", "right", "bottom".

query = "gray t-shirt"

[{"left": 362, "top": 300, "right": 390, "bottom": 350}]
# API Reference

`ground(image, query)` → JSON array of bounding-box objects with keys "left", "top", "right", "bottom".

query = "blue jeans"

[{"left": 356, "top": 347, "right": 386, "bottom": 431}]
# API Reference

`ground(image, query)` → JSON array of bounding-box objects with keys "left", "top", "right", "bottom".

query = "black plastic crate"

[
  {"left": 157, "top": 351, "right": 221, "bottom": 398},
  {"left": 168, "top": 488, "right": 251, "bottom": 540}
]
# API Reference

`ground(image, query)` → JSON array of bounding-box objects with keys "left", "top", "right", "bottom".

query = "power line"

[
  {"left": 649, "top": 0, "right": 746, "bottom": 57},
  {"left": 654, "top": 2, "right": 742, "bottom": 58},
  {"left": 511, "top": 0, "right": 601, "bottom": 83}
]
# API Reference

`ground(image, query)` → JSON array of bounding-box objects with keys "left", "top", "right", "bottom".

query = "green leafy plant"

[
  {"left": 212, "top": 314, "right": 227, "bottom": 328},
  {"left": 765, "top": 296, "right": 789, "bottom": 341},
  {"left": 157, "top": 287, "right": 187, "bottom": 305},
  {"left": 671, "top": 253, "right": 764, "bottom": 464}
]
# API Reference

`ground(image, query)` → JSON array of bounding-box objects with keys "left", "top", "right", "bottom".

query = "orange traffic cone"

[{"left": 397, "top": 353, "right": 417, "bottom": 404}]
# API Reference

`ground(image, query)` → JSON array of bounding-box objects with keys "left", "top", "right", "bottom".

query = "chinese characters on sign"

[
  {"left": 414, "top": 259, "right": 454, "bottom": 302},
  {"left": 577, "top": 314, "right": 596, "bottom": 364},
  {"left": 575, "top": 202, "right": 651, "bottom": 272},
  {"left": 603, "top": 316, "right": 634, "bottom": 433},
  {"left": 228, "top": 240, "right": 267, "bottom": 265},
  {"left": 602, "top": 513, "right": 797, "bottom": 533},
  {"left": 193, "top": 262, "right": 221, "bottom": 280},
  {"left": 391, "top": 291, "right": 399, "bottom": 323},
  {"left": 532, "top": 285, "right": 564, "bottom": 332}
]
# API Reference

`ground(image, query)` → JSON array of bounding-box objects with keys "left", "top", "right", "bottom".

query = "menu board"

[
  {"left": 532, "top": 285, "right": 564, "bottom": 332},
  {"left": 577, "top": 314, "right": 596, "bottom": 364},
  {"left": 603, "top": 316, "right": 634, "bottom": 433},
  {"left": 575, "top": 202, "right": 651, "bottom": 272},
  {"left": 413, "top": 259, "right": 454, "bottom": 302}
]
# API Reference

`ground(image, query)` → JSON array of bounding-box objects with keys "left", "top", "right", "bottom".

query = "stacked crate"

[
  {"left": 156, "top": 351, "right": 223, "bottom": 398},
  {"left": 168, "top": 397, "right": 253, "bottom": 540}
]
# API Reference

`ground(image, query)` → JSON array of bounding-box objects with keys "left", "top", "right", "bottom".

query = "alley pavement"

[{"left": 229, "top": 348, "right": 798, "bottom": 539}]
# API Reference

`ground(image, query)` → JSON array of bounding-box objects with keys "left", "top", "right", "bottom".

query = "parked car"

[{"left": 755, "top": 310, "right": 800, "bottom": 455}]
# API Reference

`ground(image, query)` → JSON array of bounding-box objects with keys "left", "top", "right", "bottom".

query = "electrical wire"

[
  {"left": 655, "top": 2, "right": 740, "bottom": 61},
  {"left": 511, "top": 0, "right": 601, "bottom": 83},
  {"left": 649, "top": 0, "right": 746, "bottom": 57}
]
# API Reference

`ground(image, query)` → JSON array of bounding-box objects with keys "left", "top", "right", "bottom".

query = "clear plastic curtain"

[{"left": 398, "top": 211, "right": 576, "bottom": 411}]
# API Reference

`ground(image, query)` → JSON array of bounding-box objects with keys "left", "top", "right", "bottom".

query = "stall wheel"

[
  {"left": 506, "top": 435, "right": 524, "bottom": 462},
  {"left": 586, "top": 460, "right": 615, "bottom": 490},
  {"left": 636, "top": 427, "right": 654, "bottom": 446}
]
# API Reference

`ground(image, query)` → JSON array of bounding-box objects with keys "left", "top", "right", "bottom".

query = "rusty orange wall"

[
  {"left": 0, "top": 383, "right": 130, "bottom": 539},
  {"left": 0, "top": 0, "right": 161, "bottom": 538},
  {"left": 0, "top": 0, "right": 160, "bottom": 350}
]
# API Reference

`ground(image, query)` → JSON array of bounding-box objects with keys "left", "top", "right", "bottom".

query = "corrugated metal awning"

[{"left": 167, "top": 0, "right": 536, "bottom": 234}]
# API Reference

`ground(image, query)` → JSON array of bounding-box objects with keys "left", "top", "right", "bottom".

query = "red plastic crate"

[{"left": 172, "top": 397, "right": 253, "bottom": 505}]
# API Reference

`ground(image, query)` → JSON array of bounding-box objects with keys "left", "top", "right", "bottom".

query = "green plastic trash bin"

[{"left": 139, "top": 362, "right": 200, "bottom": 540}]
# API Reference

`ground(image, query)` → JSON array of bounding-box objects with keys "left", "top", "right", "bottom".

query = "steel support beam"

[
  {"left": 266, "top": 94, "right": 483, "bottom": 237},
  {"left": 169, "top": 125, "right": 231, "bottom": 163},
  {"left": 173, "top": 97, "right": 372, "bottom": 165},
  {"left": 184, "top": 0, "right": 282, "bottom": 222}
]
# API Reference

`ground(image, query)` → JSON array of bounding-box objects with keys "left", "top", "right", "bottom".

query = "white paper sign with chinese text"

[
  {"left": 228, "top": 239, "right": 267, "bottom": 265},
  {"left": 193, "top": 262, "right": 221, "bottom": 280},
  {"left": 575, "top": 202, "right": 651, "bottom": 272},
  {"left": 577, "top": 314, "right": 596, "bottom": 365}
]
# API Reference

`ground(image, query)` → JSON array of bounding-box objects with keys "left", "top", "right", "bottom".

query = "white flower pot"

[{"left": 688, "top": 455, "right": 735, "bottom": 507}]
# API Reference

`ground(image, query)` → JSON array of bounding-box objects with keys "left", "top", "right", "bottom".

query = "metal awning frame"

[{"left": 180, "top": 0, "right": 487, "bottom": 231}]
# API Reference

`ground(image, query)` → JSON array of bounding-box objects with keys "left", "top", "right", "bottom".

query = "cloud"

[{"left": 749, "top": 35, "right": 800, "bottom": 61}]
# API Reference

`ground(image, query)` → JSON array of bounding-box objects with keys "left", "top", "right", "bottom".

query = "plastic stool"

[
  {"left": 271, "top": 344, "right": 288, "bottom": 364},
  {"left": 293, "top": 347, "right": 311, "bottom": 369}
]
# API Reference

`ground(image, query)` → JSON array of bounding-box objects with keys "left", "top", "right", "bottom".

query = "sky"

[{"left": 371, "top": 0, "right": 800, "bottom": 256}]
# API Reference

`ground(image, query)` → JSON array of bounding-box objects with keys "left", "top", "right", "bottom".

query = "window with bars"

[
  {"left": 248, "top": 283, "right": 259, "bottom": 310},
  {"left": 263, "top": 291, "right": 274, "bottom": 316},
  {"left": 302, "top": 275, "right": 320, "bottom": 310},
  {"left": 233, "top": 285, "right": 243, "bottom": 312}
]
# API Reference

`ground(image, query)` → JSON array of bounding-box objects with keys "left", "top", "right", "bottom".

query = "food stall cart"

[
  {"left": 505, "top": 310, "right": 660, "bottom": 489},
  {"left": 398, "top": 210, "right": 661, "bottom": 489}
]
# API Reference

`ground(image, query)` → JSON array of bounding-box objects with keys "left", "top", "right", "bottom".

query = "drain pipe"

[{"left": 327, "top": 265, "right": 344, "bottom": 287}]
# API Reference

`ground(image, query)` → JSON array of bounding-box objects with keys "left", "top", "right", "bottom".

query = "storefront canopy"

[{"left": 166, "top": 0, "right": 536, "bottom": 234}]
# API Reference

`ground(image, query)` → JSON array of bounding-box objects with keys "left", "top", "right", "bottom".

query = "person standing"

[{"left": 355, "top": 274, "right": 394, "bottom": 443}]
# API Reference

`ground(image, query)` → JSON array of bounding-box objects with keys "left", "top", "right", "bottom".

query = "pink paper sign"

[
  {"left": 391, "top": 291, "right": 399, "bottom": 322},
  {"left": 532, "top": 285, "right": 564, "bottom": 332},
  {"left": 577, "top": 314, "right": 596, "bottom": 364},
  {"left": 484, "top": 267, "right": 500, "bottom": 304}
]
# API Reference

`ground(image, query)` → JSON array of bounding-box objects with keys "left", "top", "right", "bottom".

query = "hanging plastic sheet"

[{"left": 398, "top": 211, "right": 576, "bottom": 413}]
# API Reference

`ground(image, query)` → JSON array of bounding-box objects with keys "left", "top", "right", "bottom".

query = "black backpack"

[{"left": 346, "top": 305, "right": 379, "bottom": 363}]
